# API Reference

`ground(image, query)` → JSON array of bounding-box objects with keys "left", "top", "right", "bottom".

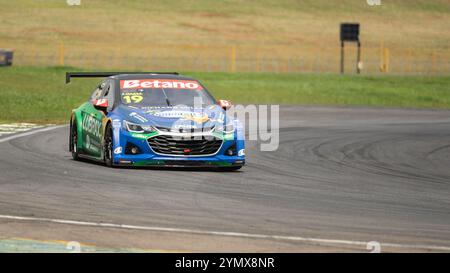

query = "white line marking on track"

[
  {"left": 0, "top": 214, "right": 449, "bottom": 251},
  {"left": 0, "top": 125, "right": 67, "bottom": 143},
  {"left": 0, "top": 123, "right": 45, "bottom": 136}
]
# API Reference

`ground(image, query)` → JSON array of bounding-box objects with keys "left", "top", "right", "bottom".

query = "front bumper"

[
  {"left": 112, "top": 129, "right": 245, "bottom": 168},
  {"left": 116, "top": 156, "right": 245, "bottom": 168}
]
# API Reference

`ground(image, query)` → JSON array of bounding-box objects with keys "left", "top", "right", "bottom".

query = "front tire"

[{"left": 104, "top": 124, "right": 114, "bottom": 167}]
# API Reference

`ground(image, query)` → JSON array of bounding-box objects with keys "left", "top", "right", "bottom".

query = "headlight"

[
  {"left": 123, "top": 120, "right": 155, "bottom": 133},
  {"left": 216, "top": 123, "right": 235, "bottom": 134}
]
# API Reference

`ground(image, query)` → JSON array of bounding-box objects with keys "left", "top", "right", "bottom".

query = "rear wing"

[{"left": 65, "top": 72, "right": 179, "bottom": 84}]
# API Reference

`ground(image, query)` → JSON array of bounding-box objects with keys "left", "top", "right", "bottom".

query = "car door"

[{"left": 80, "top": 81, "right": 108, "bottom": 158}]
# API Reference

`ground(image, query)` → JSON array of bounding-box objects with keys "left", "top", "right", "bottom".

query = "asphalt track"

[{"left": 1, "top": 106, "right": 450, "bottom": 252}]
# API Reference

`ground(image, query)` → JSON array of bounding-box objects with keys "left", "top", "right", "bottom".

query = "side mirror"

[
  {"left": 218, "top": 99, "right": 232, "bottom": 111},
  {"left": 93, "top": 99, "right": 109, "bottom": 112}
]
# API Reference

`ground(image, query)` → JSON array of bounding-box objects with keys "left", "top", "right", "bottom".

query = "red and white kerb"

[{"left": 120, "top": 79, "right": 203, "bottom": 90}]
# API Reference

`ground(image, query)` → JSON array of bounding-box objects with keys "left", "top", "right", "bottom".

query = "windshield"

[{"left": 119, "top": 79, "right": 216, "bottom": 107}]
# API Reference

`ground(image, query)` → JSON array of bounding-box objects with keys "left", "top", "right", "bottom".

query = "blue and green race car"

[{"left": 67, "top": 72, "right": 245, "bottom": 170}]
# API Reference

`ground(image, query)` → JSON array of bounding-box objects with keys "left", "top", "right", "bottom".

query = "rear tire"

[
  {"left": 71, "top": 121, "right": 79, "bottom": 161},
  {"left": 104, "top": 124, "right": 114, "bottom": 167}
]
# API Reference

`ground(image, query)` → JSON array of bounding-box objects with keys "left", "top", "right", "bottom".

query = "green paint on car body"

[
  {"left": 133, "top": 160, "right": 166, "bottom": 166},
  {"left": 130, "top": 131, "right": 159, "bottom": 139},
  {"left": 212, "top": 131, "right": 234, "bottom": 141},
  {"left": 72, "top": 101, "right": 106, "bottom": 159}
]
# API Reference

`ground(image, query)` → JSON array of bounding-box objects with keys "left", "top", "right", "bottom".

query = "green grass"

[
  {"left": 194, "top": 72, "right": 450, "bottom": 107},
  {"left": 0, "top": 67, "right": 449, "bottom": 124}
]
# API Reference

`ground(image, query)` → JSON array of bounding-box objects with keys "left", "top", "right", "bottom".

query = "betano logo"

[{"left": 120, "top": 80, "right": 203, "bottom": 90}]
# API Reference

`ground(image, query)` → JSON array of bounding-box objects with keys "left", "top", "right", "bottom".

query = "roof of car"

[{"left": 111, "top": 74, "right": 195, "bottom": 81}]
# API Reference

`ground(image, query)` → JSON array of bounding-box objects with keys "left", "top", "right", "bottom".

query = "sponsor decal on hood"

[
  {"left": 183, "top": 113, "right": 209, "bottom": 123},
  {"left": 117, "top": 105, "right": 230, "bottom": 129},
  {"left": 149, "top": 110, "right": 209, "bottom": 122}
]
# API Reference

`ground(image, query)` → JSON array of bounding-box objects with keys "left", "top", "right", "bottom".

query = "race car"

[{"left": 67, "top": 72, "right": 245, "bottom": 170}]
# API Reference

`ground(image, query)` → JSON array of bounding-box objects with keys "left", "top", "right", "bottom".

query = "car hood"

[{"left": 116, "top": 105, "right": 230, "bottom": 130}]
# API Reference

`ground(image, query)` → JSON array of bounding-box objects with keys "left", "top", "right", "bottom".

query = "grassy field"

[
  {"left": 0, "top": 67, "right": 449, "bottom": 124},
  {"left": 0, "top": 0, "right": 449, "bottom": 72},
  {"left": 1, "top": 0, "right": 448, "bottom": 48}
]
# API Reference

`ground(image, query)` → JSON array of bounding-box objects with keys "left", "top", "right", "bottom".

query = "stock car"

[{"left": 67, "top": 72, "right": 245, "bottom": 170}]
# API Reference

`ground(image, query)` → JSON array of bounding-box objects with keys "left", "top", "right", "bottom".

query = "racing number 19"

[{"left": 122, "top": 95, "right": 143, "bottom": 104}]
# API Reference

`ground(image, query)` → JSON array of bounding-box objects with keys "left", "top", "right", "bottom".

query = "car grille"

[
  {"left": 155, "top": 126, "right": 214, "bottom": 133},
  {"left": 148, "top": 135, "right": 222, "bottom": 156}
]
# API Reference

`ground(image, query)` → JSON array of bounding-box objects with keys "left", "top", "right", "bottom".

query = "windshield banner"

[{"left": 120, "top": 79, "right": 203, "bottom": 90}]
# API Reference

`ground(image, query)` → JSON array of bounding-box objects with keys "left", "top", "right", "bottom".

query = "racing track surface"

[{"left": 1, "top": 106, "right": 450, "bottom": 252}]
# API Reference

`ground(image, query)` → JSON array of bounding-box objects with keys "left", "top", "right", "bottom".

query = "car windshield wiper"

[{"left": 160, "top": 88, "right": 172, "bottom": 107}]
